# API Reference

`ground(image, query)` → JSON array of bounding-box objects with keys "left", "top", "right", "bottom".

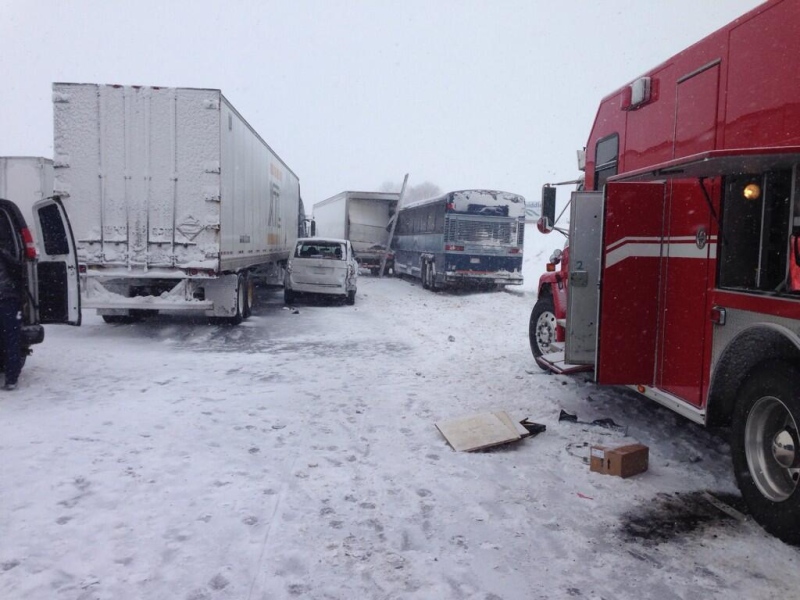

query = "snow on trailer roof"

[
  {"left": 52, "top": 82, "right": 300, "bottom": 181},
  {"left": 401, "top": 189, "right": 526, "bottom": 215},
  {"left": 313, "top": 191, "right": 400, "bottom": 209}
]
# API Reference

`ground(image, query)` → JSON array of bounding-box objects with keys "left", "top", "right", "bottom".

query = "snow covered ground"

[{"left": 1, "top": 227, "right": 799, "bottom": 600}]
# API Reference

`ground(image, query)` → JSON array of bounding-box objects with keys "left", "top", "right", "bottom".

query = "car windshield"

[{"left": 296, "top": 241, "right": 345, "bottom": 260}]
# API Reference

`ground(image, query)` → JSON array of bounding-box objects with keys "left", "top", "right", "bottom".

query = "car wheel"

[
  {"left": 529, "top": 294, "right": 557, "bottom": 359},
  {"left": 732, "top": 360, "right": 800, "bottom": 545}
]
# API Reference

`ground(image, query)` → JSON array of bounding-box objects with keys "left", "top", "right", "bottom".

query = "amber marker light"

[{"left": 743, "top": 183, "right": 762, "bottom": 200}]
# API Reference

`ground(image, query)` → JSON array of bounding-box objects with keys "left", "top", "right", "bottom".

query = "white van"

[{"left": 284, "top": 238, "right": 358, "bottom": 305}]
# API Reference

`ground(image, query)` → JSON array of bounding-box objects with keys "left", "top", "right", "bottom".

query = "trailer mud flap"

[{"left": 596, "top": 182, "right": 666, "bottom": 385}]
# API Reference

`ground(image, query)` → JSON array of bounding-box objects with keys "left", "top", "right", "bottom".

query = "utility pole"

[{"left": 379, "top": 173, "right": 408, "bottom": 278}]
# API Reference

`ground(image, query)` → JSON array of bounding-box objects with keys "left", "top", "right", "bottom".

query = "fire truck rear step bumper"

[{"left": 536, "top": 351, "right": 593, "bottom": 375}]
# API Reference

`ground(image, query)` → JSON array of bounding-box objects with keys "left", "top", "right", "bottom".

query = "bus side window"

[{"left": 435, "top": 205, "right": 445, "bottom": 233}]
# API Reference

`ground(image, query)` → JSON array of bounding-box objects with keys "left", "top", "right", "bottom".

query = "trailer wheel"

[
  {"left": 731, "top": 361, "right": 800, "bottom": 545},
  {"left": 346, "top": 290, "right": 356, "bottom": 305},
  {"left": 229, "top": 274, "right": 246, "bottom": 325},
  {"left": 284, "top": 288, "right": 294, "bottom": 305},
  {"left": 529, "top": 295, "right": 557, "bottom": 359},
  {"left": 243, "top": 274, "right": 254, "bottom": 318}
]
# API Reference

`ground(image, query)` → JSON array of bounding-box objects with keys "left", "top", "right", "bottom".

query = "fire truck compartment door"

[
  {"left": 596, "top": 182, "right": 666, "bottom": 385},
  {"left": 565, "top": 191, "right": 603, "bottom": 365}
]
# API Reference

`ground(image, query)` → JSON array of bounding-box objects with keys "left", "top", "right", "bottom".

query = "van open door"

[{"left": 32, "top": 197, "right": 81, "bottom": 325}]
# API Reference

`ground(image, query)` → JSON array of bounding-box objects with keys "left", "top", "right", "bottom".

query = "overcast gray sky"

[{"left": 1, "top": 0, "right": 763, "bottom": 207}]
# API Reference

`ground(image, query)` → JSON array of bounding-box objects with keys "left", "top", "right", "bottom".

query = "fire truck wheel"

[
  {"left": 529, "top": 295, "right": 557, "bottom": 359},
  {"left": 731, "top": 360, "right": 800, "bottom": 545}
]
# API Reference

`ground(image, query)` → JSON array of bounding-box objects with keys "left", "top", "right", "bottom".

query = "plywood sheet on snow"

[{"left": 435, "top": 411, "right": 521, "bottom": 452}]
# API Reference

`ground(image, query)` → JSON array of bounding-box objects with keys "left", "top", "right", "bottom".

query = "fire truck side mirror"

[{"left": 538, "top": 186, "right": 557, "bottom": 234}]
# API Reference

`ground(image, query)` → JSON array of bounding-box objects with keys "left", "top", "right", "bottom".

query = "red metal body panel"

[
  {"left": 656, "top": 182, "right": 715, "bottom": 406},
  {"left": 577, "top": 0, "right": 800, "bottom": 412},
  {"left": 597, "top": 183, "right": 665, "bottom": 384},
  {"left": 585, "top": 0, "right": 800, "bottom": 190}
]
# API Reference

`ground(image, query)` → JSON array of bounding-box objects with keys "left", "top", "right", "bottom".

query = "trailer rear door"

[{"left": 596, "top": 182, "right": 665, "bottom": 384}]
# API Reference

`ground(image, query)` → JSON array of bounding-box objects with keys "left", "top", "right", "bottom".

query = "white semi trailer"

[
  {"left": 0, "top": 157, "right": 54, "bottom": 227},
  {"left": 313, "top": 191, "right": 399, "bottom": 274},
  {"left": 53, "top": 83, "right": 301, "bottom": 324}
]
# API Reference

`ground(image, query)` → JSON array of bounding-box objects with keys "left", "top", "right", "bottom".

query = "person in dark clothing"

[{"left": 0, "top": 247, "right": 23, "bottom": 390}]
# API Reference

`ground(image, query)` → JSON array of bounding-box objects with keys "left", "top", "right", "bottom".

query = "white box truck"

[
  {"left": 0, "top": 157, "right": 54, "bottom": 227},
  {"left": 312, "top": 191, "right": 399, "bottom": 275},
  {"left": 53, "top": 82, "right": 301, "bottom": 324}
]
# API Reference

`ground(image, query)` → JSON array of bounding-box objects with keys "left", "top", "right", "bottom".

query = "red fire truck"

[{"left": 530, "top": 0, "right": 800, "bottom": 544}]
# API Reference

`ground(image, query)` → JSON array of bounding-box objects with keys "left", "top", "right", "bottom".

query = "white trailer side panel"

[
  {"left": 218, "top": 96, "right": 300, "bottom": 271},
  {"left": 312, "top": 192, "right": 348, "bottom": 240},
  {"left": 0, "top": 157, "right": 54, "bottom": 228}
]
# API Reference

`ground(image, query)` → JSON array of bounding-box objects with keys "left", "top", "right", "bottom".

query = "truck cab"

[{"left": 0, "top": 196, "right": 81, "bottom": 367}]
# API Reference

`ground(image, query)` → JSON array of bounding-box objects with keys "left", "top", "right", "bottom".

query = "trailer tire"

[
  {"left": 243, "top": 274, "right": 253, "bottom": 318},
  {"left": 731, "top": 360, "right": 800, "bottom": 545},
  {"left": 229, "top": 273, "right": 247, "bottom": 325},
  {"left": 284, "top": 288, "right": 294, "bottom": 305},
  {"left": 346, "top": 290, "right": 356, "bottom": 305},
  {"left": 529, "top": 295, "right": 557, "bottom": 359}
]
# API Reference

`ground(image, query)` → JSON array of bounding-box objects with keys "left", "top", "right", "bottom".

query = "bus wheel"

[
  {"left": 732, "top": 360, "right": 800, "bottom": 545},
  {"left": 528, "top": 295, "right": 557, "bottom": 358}
]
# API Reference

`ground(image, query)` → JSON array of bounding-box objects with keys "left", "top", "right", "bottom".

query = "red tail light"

[
  {"left": 21, "top": 228, "right": 37, "bottom": 259},
  {"left": 509, "top": 248, "right": 521, "bottom": 254},
  {"left": 445, "top": 244, "right": 464, "bottom": 251}
]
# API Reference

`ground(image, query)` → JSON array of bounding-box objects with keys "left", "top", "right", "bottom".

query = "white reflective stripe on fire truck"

[{"left": 605, "top": 236, "right": 717, "bottom": 268}]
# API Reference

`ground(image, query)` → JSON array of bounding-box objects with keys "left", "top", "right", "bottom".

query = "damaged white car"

[{"left": 284, "top": 238, "right": 358, "bottom": 305}]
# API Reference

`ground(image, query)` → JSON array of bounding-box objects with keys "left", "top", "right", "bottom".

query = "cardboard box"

[{"left": 590, "top": 443, "right": 649, "bottom": 478}]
